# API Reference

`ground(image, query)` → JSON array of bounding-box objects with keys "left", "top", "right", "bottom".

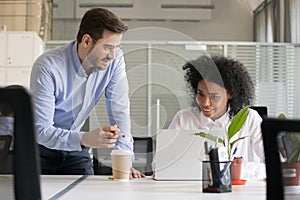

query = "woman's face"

[{"left": 196, "top": 79, "right": 232, "bottom": 121}]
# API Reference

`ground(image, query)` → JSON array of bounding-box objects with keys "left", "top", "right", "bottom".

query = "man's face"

[
  {"left": 196, "top": 79, "right": 232, "bottom": 121},
  {"left": 85, "top": 30, "right": 123, "bottom": 70}
]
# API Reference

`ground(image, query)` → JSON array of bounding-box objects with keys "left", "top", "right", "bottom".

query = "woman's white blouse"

[{"left": 168, "top": 107, "right": 264, "bottom": 163}]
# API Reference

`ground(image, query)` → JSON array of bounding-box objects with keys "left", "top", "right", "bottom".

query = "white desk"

[
  {"left": 58, "top": 176, "right": 266, "bottom": 200},
  {"left": 1, "top": 175, "right": 299, "bottom": 200}
]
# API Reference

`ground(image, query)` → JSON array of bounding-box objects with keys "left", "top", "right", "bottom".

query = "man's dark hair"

[{"left": 76, "top": 7, "right": 128, "bottom": 43}]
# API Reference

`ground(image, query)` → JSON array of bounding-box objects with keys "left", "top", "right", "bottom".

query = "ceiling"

[{"left": 234, "top": 0, "right": 265, "bottom": 12}]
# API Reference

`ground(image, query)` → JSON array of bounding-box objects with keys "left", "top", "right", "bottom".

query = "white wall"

[{"left": 52, "top": 0, "right": 253, "bottom": 41}]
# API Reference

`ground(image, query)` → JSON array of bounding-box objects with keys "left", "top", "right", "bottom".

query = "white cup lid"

[{"left": 110, "top": 149, "right": 132, "bottom": 155}]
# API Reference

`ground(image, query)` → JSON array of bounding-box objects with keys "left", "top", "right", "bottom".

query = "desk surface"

[
  {"left": 57, "top": 176, "right": 266, "bottom": 200},
  {"left": 1, "top": 175, "right": 300, "bottom": 200}
]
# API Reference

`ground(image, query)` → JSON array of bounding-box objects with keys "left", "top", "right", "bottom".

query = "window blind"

[{"left": 45, "top": 41, "right": 300, "bottom": 137}]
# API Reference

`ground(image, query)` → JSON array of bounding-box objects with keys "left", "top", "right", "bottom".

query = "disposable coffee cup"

[{"left": 110, "top": 150, "right": 132, "bottom": 181}]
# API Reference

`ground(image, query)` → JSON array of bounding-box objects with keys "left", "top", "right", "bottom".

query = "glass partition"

[{"left": 46, "top": 41, "right": 300, "bottom": 137}]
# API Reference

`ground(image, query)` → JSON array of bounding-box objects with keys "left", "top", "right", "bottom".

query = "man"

[{"left": 30, "top": 7, "right": 144, "bottom": 177}]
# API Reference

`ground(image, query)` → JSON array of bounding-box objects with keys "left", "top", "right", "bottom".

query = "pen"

[
  {"left": 232, "top": 147, "right": 238, "bottom": 156},
  {"left": 204, "top": 141, "right": 209, "bottom": 154},
  {"left": 218, "top": 162, "right": 231, "bottom": 185},
  {"left": 204, "top": 141, "right": 209, "bottom": 161},
  {"left": 111, "top": 124, "right": 120, "bottom": 135},
  {"left": 204, "top": 142, "right": 212, "bottom": 185}
]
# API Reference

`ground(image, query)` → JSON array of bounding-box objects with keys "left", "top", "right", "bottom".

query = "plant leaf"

[
  {"left": 227, "top": 106, "right": 248, "bottom": 140},
  {"left": 277, "top": 113, "right": 286, "bottom": 119},
  {"left": 289, "top": 132, "right": 300, "bottom": 146},
  {"left": 287, "top": 147, "right": 300, "bottom": 162},
  {"left": 195, "top": 132, "right": 224, "bottom": 144},
  {"left": 229, "top": 136, "right": 248, "bottom": 151}
]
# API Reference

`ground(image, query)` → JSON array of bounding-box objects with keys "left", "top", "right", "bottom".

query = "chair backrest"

[
  {"left": 250, "top": 106, "right": 268, "bottom": 118},
  {"left": 92, "top": 147, "right": 114, "bottom": 175},
  {"left": 261, "top": 117, "right": 300, "bottom": 200},
  {"left": 0, "top": 87, "right": 41, "bottom": 199},
  {"left": 93, "top": 136, "right": 154, "bottom": 176},
  {"left": 133, "top": 137, "right": 153, "bottom": 176},
  {"left": 0, "top": 135, "right": 12, "bottom": 172}
]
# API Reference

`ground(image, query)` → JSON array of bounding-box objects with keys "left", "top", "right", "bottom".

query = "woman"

[{"left": 169, "top": 55, "right": 264, "bottom": 163}]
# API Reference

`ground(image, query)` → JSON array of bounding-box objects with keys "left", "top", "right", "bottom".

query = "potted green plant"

[
  {"left": 278, "top": 113, "right": 300, "bottom": 163},
  {"left": 195, "top": 106, "right": 249, "bottom": 183},
  {"left": 281, "top": 136, "right": 300, "bottom": 186},
  {"left": 278, "top": 113, "right": 300, "bottom": 186},
  {"left": 195, "top": 106, "right": 249, "bottom": 158}
]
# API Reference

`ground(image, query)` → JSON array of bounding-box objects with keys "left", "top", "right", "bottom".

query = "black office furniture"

[
  {"left": 0, "top": 87, "right": 41, "bottom": 199},
  {"left": 93, "top": 136, "right": 153, "bottom": 176},
  {"left": 261, "top": 117, "right": 300, "bottom": 200},
  {"left": 0, "top": 135, "right": 12, "bottom": 173}
]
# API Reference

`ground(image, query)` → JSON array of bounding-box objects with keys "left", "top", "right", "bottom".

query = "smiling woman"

[
  {"left": 196, "top": 79, "right": 231, "bottom": 121},
  {"left": 168, "top": 55, "right": 265, "bottom": 164}
]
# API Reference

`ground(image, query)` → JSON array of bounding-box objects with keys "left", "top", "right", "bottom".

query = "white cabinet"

[
  {"left": 0, "top": 33, "right": 6, "bottom": 66},
  {"left": 0, "top": 68, "right": 5, "bottom": 86},
  {"left": 0, "top": 31, "right": 44, "bottom": 88},
  {"left": 7, "top": 32, "right": 44, "bottom": 66},
  {"left": 6, "top": 68, "right": 31, "bottom": 87}
]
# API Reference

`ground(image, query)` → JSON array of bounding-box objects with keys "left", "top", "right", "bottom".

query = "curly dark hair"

[
  {"left": 183, "top": 55, "right": 254, "bottom": 118},
  {"left": 76, "top": 7, "right": 128, "bottom": 43}
]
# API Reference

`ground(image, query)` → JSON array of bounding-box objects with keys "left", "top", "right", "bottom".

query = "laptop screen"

[{"left": 154, "top": 129, "right": 207, "bottom": 181}]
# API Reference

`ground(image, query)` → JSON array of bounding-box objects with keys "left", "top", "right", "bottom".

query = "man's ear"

[{"left": 81, "top": 34, "right": 92, "bottom": 48}]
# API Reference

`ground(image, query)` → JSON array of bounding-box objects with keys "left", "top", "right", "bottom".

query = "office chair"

[
  {"left": 250, "top": 106, "right": 268, "bottom": 118},
  {"left": 0, "top": 87, "right": 41, "bottom": 199},
  {"left": 0, "top": 135, "right": 12, "bottom": 173},
  {"left": 261, "top": 117, "right": 300, "bottom": 200},
  {"left": 92, "top": 147, "right": 114, "bottom": 175},
  {"left": 93, "top": 136, "right": 154, "bottom": 176},
  {"left": 132, "top": 137, "right": 153, "bottom": 176}
]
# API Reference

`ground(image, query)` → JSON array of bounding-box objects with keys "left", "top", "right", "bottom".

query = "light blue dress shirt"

[{"left": 30, "top": 41, "right": 133, "bottom": 152}]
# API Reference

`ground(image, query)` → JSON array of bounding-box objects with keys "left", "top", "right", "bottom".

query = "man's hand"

[
  {"left": 81, "top": 125, "right": 120, "bottom": 148},
  {"left": 130, "top": 167, "right": 146, "bottom": 178}
]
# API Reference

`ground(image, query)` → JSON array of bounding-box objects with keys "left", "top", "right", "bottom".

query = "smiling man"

[{"left": 30, "top": 8, "right": 144, "bottom": 178}]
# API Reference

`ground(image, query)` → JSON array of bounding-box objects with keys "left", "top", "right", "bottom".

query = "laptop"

[{"left": 153, "top": 129, "right": 208, "bottom": 181}]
